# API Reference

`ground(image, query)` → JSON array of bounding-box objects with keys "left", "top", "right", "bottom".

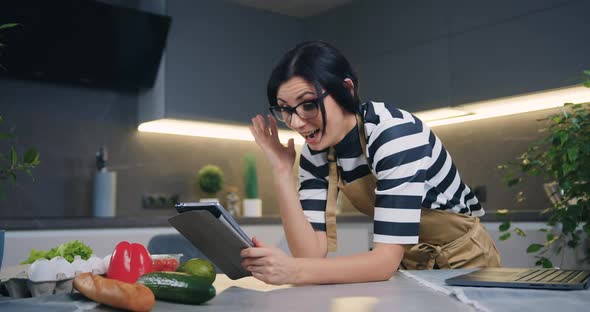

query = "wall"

[
  {"left": 1, "top": 0, "right": 588, "bottom": 219},
  {"left": 0, "top": 78, "right": 283, "bottom": 218}
]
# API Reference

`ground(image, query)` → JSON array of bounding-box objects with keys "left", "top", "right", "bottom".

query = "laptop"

[{"left": 445, "top": 268, "right": 590, "bottom": 290}]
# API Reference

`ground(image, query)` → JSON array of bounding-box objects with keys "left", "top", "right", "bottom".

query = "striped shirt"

[{"left": 298, "top": 101, "right": 483, "bottom": 245}]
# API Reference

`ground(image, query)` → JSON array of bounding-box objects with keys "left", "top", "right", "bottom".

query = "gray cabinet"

[
  {"left": 449, "top": 0, "right": 590, "bottom": 105},
  {"left": 305, "top": 0, "right": 590, "bottom": 113},
  {"left": 140, "top": 0, "right": 304, "bottom": 124}
]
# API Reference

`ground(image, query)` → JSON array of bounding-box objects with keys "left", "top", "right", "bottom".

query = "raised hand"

[{"left": 249, "top": 114, "right": 296, "bottom": 173}]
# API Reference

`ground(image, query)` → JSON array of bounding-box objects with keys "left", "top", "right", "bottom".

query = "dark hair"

[{"left": 267, "top": 41, "right": 360, "bottom": 132}]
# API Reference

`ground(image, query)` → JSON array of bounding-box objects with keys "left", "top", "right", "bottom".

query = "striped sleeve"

[
  {"left": 367, "top": 108, "right": 432, "bottom": 245},
  {"left": 298, "top": 145, "right": 329, "bottom": 231}
]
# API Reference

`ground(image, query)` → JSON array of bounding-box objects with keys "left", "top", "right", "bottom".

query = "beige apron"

[{"left": 325, "top": 115, "right": 501, "bottom": 269}]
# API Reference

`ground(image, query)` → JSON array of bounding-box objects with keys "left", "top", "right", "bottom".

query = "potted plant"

[
  {"left": 242, "top": 154, "right": 261, "bottom": 217},
  {"left": 195, "top": 165, "right": 224, "bottom": 202},
  {"left": 498, "top": 71, "right": 590, "bottom": 268}
]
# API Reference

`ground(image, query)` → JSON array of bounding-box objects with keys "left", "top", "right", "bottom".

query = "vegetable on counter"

[
  {"left": 138, "top": 271, "right": 216, "bottom": 305},
  {"left": 107, "top": 241, "right": 152, "bottom": 283},
  {"left": 151, "top": 254, "right": 181, "bottom": 272},
  {"left": 21, "top": 240, "right": 93, "bottom": 264}
]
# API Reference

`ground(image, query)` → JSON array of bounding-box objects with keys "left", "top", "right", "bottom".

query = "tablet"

[
  {"left": 168, "top": 202, "right": 253, "bottom": 279},
  {"left": 175, "top": 202, "right": 253, "bottom": 247}
]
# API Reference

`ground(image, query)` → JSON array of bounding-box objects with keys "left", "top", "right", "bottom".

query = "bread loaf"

[{"left": 74, "top": 273, "right": 155, "bottom": 312}]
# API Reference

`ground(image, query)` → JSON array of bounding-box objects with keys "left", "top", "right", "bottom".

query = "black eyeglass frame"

[{"left": 269, "top": 91, "right": 329, "bottom": 123}]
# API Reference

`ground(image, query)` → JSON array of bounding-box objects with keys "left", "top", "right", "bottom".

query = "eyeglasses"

[{"left": 269, "top": 92, "right": 329, "bottom": 123}]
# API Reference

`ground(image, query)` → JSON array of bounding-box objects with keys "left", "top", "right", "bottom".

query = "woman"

[{"left": 242, "top": 41, "right": 501, "bottom": 285}]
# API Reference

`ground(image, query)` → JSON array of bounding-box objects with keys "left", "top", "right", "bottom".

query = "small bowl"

[{"left": 150, "top": 254, "right": 183, "bottom": 272}]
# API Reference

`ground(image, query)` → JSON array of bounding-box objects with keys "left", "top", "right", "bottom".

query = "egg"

[
  {"left": 29, "top": 259, "right": 56, "bottom": 282},
  {"left": 71, "top": 256, "right": 92, "bottom": 274},
  {"left": 102, "top": 254, "right": 112, "bottom": 271},
  {"left": 50, "top": 256, "right": 75, "bottom": 279},
  {"left": 87, "top": 255, "right": 107, "bottom": 275}
]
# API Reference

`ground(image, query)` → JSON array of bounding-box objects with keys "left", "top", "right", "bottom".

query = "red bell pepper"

[{"left": 107, "top": 241, "right": 152, "bottom": 283}]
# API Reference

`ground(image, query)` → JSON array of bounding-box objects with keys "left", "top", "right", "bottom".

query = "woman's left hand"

[{"left": 241, "top": 237, "right": 299, "bottom": 285}]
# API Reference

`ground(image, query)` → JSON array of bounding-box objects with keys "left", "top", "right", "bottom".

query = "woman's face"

[{"left": 276, "top": 76, "right": 356, "bottom": 151}]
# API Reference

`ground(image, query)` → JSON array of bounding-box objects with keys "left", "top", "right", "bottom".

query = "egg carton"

[
  {"left": 1, "top": 272, "right": 74, "bottom": 298},
  {"left": 0, "top": 256, "right": 109, "bottom": 299}
]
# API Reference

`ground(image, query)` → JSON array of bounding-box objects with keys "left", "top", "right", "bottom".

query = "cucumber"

[{"left": 137, "top": 271, "right": 216, "bottom": 304}]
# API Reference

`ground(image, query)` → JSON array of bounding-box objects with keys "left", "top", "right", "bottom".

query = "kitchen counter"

[{"left": 1, "top": 270, "right": 588, "bottom": 312}]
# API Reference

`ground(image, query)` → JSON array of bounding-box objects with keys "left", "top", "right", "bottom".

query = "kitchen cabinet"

[{"left": 140, "top": 0, "right": 304, "bottom": 125}]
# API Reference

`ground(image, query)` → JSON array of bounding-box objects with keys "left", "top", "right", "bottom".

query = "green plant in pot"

[
  {"left": 498, "top": 71, "right": 590, "bottom": 268},
  {"left": 195, "top": 165, "right": 224, "bottom": 202},
  {"left": 242, "top": 154, "right": 261, "bottom": 217}
]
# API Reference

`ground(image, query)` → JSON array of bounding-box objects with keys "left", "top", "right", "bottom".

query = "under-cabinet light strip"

[{"left": 138, "top": 85, "right": 590, "bottom": 142}]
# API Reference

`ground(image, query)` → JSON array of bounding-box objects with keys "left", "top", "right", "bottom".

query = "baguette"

[{"left": 74, "top": 273, "right": 155, "bottom": 312}]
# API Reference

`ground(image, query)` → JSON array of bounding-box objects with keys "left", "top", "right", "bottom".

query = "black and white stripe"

[{"left": 298, "top": 101, "right": 483, "bottom": 244}]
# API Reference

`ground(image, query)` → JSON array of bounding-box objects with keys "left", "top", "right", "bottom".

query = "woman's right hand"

[{"left": 250, "top": 114, "right": 296, "bottom": 173}]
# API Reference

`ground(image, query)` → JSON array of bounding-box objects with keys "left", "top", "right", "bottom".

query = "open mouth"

[{"left": 301, "top": 128, "right": 320, "bottom": 139}]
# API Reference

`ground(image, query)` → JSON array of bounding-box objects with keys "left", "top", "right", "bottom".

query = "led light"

[
  {"left": 418, "top": 85, "right": 590, "bottom": 127},
  {"left": 138, "top": 119, "right": 305, "bottom": 145},
  {"left": 138, "top": 86, "right": 590, "bottom": 141},
  {"left": 413, "top": 107, "right": 471, "bottom": 122}
]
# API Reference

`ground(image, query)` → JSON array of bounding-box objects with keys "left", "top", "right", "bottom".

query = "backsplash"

[{"left": 0, "top": 79, "right": 551, "bottom": 219}]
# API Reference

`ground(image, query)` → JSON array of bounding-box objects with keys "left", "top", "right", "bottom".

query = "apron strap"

[
  {"left": 326, "top": 146, "right": 339, "bottom": 252},
  {"left": 325, "top": 114, "right": 367, "bottom": 252},
  {"left": 355, "top": 114, "right": 368, "bottom": 159}
]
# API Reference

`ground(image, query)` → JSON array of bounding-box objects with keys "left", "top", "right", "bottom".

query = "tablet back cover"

[{"left": 168, "top": 210, "right": 251, "bottom": 280}]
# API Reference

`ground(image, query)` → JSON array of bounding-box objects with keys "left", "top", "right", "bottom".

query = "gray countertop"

[
  {"left": 0, "top": 272, "right": 476, "bottom": 312},
  {"left": 2, "top": 269, "right": 588, "bottom": 312}
]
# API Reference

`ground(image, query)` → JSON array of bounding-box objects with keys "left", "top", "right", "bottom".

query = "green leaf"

[
  {"left": 0, "top": 133, "right": 14, "bottom": 139},
  {"left": 0, "top": 23, "right": 19, "bottom": 30},
  {"left": 23, "top": 148, "right": 39, "bottom": 164},
  {"left": 499, "top": 232, "right": 511, "bottom": 241},
  {"left": 566, "top": 147, "right": 579, "bottom": 161},
  {"left": 9, "top": 147, "right": 17, "bottom": 167},
  {"left": 535, "top": 257, "right": 554, "bottom": 268},
  {"left": 562, "top": 218, "right": 577, "bottom": 234},
  {"left": 514, "top": 228, "right": 527, "bottom": 237},
  {"left": 546, "top": 233, "right": 555, "bottom": 242},
  {"left": 527, "top": 244, "right": 544, "bottom": 253},
  {"left": 499, "top": 221, "right": 511, "bottom": 232}
]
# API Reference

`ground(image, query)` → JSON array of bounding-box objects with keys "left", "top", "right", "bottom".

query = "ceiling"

[{"left": 224, "top": 0, "right": 356, "bottom": 18}]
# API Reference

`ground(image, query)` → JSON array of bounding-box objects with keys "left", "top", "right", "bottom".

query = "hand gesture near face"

[{"left": 249, "top": 114, "right": 296, "bottom": 173}]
